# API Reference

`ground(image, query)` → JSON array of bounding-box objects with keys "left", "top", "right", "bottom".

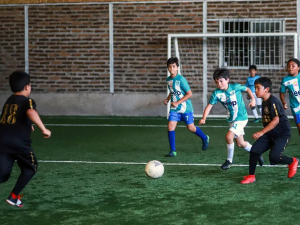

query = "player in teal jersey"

[
  {"left": 245, "top": 65, "right": 262, "bottom": 123},
  {"left": 163, "top": 57, "right": 209, "bottom": 157},
  {"left": 280, "top": 58, "right": 300, "bottom": 145},
  {"left": 199, "top": 68, "right": 264, "bottom": 170}
]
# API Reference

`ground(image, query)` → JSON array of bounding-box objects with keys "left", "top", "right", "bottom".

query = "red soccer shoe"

[
  {"left": 287, "top": 157, "right": 299, "bottom": 178},
  {"left": 240, "top": 175, "right": 256, "bottom": 184}
]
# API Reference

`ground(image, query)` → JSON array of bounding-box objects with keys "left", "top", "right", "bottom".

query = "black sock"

[{"left": 249, "top": 152, "right": 260, "bottom": 175}]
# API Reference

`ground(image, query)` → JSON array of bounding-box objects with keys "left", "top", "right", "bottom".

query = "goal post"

[{"left": 167, "top": 32, "right": 299, "bottom": 118}]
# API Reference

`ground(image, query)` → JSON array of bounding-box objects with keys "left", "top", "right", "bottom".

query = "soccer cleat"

[
  {"left": 240, "top": 175, "right": 256, "bottom": 184},
  {"left": 258, "top": 155, "right": 264, "bottom": 166},
  {"left": 6, "top": 193, "right": 24, "bottom": 207},
  {"left": 253, "top": 118, "right": 260, "bottom": 123},
  {"left": 287, "top": 157, "right": 299, "bottom": 178},
  {"left": 202, "top": 135, "right": 210, "bottom": 151},
  {"left": 221, "top": 160, "right": 232, "bottom": 170},
  {"left": 166, "top": 151, "right": 177, "bottom": 157}
]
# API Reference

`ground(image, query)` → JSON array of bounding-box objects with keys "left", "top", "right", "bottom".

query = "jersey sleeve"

[
  {"left": 234, "top": 83, "right": 247, "bottom": 92},
  {"left": 26, "top": 98, "right": 37, "bottom": 111},
  {"left": 180, "top": 76, "right": 191, "bottom": 93},
  {"left": 279, "top": 77, "right": 287, "bottom": 93},
  {"left": 270, "top": 97, "right": 285, "bottom": 118},
  {"left": 209, "top": 90, "right": 218, "bottom": 105}
]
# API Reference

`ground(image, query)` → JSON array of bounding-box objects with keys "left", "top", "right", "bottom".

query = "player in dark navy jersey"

[
  {"left": 0, "top": 71, "right": 51, "bottom": 207},
  {"left": 241, "top": 77, "right": 298, "bottom": 184}
]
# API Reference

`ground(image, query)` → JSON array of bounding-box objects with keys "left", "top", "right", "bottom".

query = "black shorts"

[
  {"left": 251, "top": 134, "right": 290, "bottom": 162},
  {"left": 0, "top": 151, "right": 38, "bottom": 182}
]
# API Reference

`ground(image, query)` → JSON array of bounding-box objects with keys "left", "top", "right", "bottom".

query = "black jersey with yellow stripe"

[
  {"left": 0, "top": 95, "right": 36, "bottom": 153},
  {"left": 262, "top": 95, "right": 291, "bottom": 137}
]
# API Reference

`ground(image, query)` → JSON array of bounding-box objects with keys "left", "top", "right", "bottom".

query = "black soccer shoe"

[
  {"left": 221, "top": 160, "right": 232, "bottom": 170},
  {"left": 6, "top": 193, "right": 23, "bottom": 207}
]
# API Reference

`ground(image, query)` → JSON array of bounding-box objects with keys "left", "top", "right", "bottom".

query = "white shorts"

[
  {"left": 229, "top": 120, "right": 248, "bottom": 138},
  {"left": 249, "top": 92, "right": 262, "bottom": 106}
]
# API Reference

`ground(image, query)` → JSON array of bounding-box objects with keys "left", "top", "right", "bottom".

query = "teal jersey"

[
  {"left": 280, "top": 73, "right": 300, "bottom": 115},
  {"left": 246, "top": 75, "right": 260, "bottom": 93},
  {"left": 209, "top": 83, "right": 248, "bottom": 122},
  {"left": 166, "top": 74, "right": 193, "bottom": 113}
]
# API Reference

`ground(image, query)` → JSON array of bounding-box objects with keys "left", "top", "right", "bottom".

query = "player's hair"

[
  {"left": 213, "top": 68, "right": 230, "bottom": 80},
  {"left": 167, "top": 57, "right": 179, "bottom": 67},
  {"left": 254, "top": 77, "right": 272, "bottom": 93},
  {"left": 9, "top": 71, "right": 31, "bottom": 93},
  {"left": 287, "top": 58, "right": 300, "bottom": 67},
  {"left": 249, "top": 65, "right": 257, "bottom": 71}
]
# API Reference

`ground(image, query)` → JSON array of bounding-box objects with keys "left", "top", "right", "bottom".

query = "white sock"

[
  {"left": 258, "top": 106, "right": 262, "bottom": 114},
  {"left": 227, "top": 143, "right": 234, "bottom": 163},
  {"left": 244, "top": 142, "right": 252, "bottom": 152},
  {"left": 252, "top": 108, "right": 259, "bottom": 119}
]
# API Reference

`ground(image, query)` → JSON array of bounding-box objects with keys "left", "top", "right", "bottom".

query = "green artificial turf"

[{"left": 0, "top": 117, "right": 299, "bottom": 225}]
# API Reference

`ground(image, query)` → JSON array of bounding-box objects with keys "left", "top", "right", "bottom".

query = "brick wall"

[
  {"left": 0, "top": 6, "right": 25, "bottom": 91},
  {"left": 0, "top": 0, "right": 297, "bottom": 95}
]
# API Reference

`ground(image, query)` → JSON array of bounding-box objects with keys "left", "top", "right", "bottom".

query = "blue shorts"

[
  {"left": 294, "top": 114, "right": 300, "bottom": 124},
  {"left": 168, "top": 111, "right": 194, "bottom": 125}
]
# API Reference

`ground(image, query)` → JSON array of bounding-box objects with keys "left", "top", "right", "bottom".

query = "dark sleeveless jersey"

[
  {"left": 262, "top": 95, "right": 291, "bottom": 137},
  {"left": 0, "top": 95, "right": 36, "bottom": 153}
]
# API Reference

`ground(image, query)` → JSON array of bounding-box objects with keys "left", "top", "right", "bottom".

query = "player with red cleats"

[{"left": 241, "top": 77, "right": 298, "bottom": 184}]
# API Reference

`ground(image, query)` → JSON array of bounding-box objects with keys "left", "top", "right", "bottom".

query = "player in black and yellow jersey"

[
  {"left": 0, "top": 71, "right": 51, "bottom": 207},
  {"left": 241, "top": 77, "right": 298, "bottom": 184}
]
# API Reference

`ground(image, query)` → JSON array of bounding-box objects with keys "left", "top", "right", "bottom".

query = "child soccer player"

[
  {"left": 246, "top": 65, "right": 262, "bottom": 123},
  {"left": 280, "top": 58, "right": 300, "bottom": 145},
  {"left": 199, "top": 68, "right": 263, "bottom": 170},
  {"left": 163, "top": 57, "right": 209, "bottom": 157},
  {"left": 0, "top": 71, "right": 51, "bottom": 207},
  {"left": 241, "top": 77, "right": 298, "bottom": 184}
]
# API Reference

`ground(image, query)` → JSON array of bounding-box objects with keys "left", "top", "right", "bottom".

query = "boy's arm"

[
  {"left": 245, "top": 87, "right": 256, "bottom": 107},
  {"left": 199, "top": 104, "right": 213, "bottom": 125},
  {"left": 26, "top": 109, "right": 51, "bottom": 138},
  {"left": 252, "top": 116, "right": 279, "bottom": 140},
  {"left": 171, "top": 90, "right": 192, "bottom": 108},
  {"left": 279, "top": 92, "right": 288, "bottom": 109},
  {"left": 163, "top": 93, "right": 172, "bottom": 105}
]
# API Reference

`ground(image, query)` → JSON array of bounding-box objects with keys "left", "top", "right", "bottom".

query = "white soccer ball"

[{"left": 145, "top": 160, "right": 164, "bottom": 179}]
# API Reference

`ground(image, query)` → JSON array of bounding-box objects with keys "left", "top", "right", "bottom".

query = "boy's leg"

[
  {"left": 11, "top": 151, "right": 37, "bottom": 195},
  {"left": 251, "top": 107, "right": 259, "bottom": 122},
  {"left": 235, "top": 134, "right": 264, "bottom": 166},
  {"left": 268, "top": 136, "right": 298, "bottom": 178},
  {"left": 256, "top": 97, "right": 262, "bottom": 115},
  {"left": 269, "top": 136, "right": 293, "bottom": 165},
  {"left": 241, "top": 135, "right": 270, "bottom": 184},
  {"left": 295, "top": 120, "right": 300, "bottom": 145},
  {"left": 167, "top": 112, "right": 179, "bottom": 157},
  {"left": 184, "top": 112, "right": 209, "bottom": 150},
  {"left": 220, "top": 130, "right": 235, "bottom": 170},
  {"left": 0, "top": 152, "right": 15, "bottom": 184}
]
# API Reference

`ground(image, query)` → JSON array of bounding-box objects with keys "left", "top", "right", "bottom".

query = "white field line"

[
  {"left": 37, "top": 160, "right": 289, "bottom": 168},
  {"left": 43, "top": 123, "right": 299, "bottom": 129}
]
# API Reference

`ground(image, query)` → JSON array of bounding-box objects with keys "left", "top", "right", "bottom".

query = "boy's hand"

[
  {"left": 163, "top": 99, "right": 169, "bottom": 105},
  {"left": 42, "top": 129, "right": 51, "bottom": 138},
  {"left": 199, "top": 119, "right": 206, "bottom": 125},
  {"left": 283, "top": 103, "right": 288, "bottom": 109},
  {"left": 248, "top": 102, "right": 255, "bottom": 108},
  {"left": 252, "top": 131, "right": 264, "bottom": 140},
  {"left": 31, "top": 125, "right": 34, "bottom": 131},
  {"left": 171, "top": 102, "right": 179, "bottom": 108}
]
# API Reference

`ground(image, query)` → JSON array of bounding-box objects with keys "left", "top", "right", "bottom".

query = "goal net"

[{"left": 167, "top": 32, "right": 299, "bottom": 118}]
